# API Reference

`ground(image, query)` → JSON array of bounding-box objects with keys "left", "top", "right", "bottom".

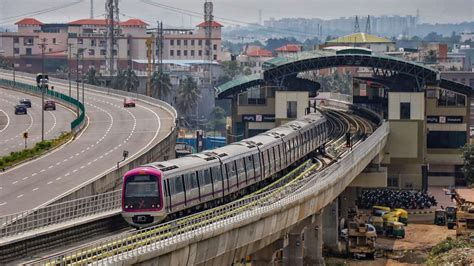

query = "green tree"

[
  {"left": 265, "top": 37, "right": 300, "bottom": 51},
  {"left": 151, "top": 70, "right": 172, "bottom": 99},
  {"left": 123, "top": 67, "right": 139, "bottom": 92},
  {"left": 112, "top": 69, "right": 126, "bottom": 90},
  {"left": 176, "top": 76, "right": 200, "bottom": 118},
  {"left": 0, "top": 55, "right": 11, "bottom": 69},
  {"left": 425, "top": 50, "right": 438, "bottom": 63},
  {"left": 461, "top": 143, "right": 474, "bottom": 185},
  {"left": 55, "top": 65, "right": 69, "bottom": 79},
  {"left": 207, "top": 106, "right": 227, "bottom": 133},
  {"left": 221, "top": 61, "right": 243, "bottom": 78},
  {"left": 84, "top": 67, "right": 101, "bottom": 86}
]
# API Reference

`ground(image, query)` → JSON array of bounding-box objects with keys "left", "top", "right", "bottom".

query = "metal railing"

[
  {"left": 0, "top": 78, "right": 86, "bottom": 132},
  {"left": 0, "top": 190, "right": 121, "bottom": 239},
  {"left": 38, "top": 122, "right": 389, "bottom": 265}
]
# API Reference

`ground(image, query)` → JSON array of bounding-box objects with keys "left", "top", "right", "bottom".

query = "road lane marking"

[
  {"left": 17, "top": 194, "right": 23, "bottom": 198},
  {"left": 32, "top": 188, "right": 39, "bottom": 191}
]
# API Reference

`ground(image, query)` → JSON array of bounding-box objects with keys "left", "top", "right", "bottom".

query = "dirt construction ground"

[{"left": 326, "top": 223, "right": 456, "bottom": 265}]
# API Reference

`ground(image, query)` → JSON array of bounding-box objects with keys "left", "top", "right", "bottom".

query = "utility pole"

[
  {"left": 204, "top": 1, "right": 213, "bottom": 87},
  {"left": 90, "top": 0, "right": 94, "bottom": 19},
  {"left": 12, "top": 46, "right": 15, "bottom": 87},
  {"left": 39, "top": 37, "right": 48, "bottom": 142}
]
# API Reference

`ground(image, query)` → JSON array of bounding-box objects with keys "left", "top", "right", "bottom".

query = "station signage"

[
  {"left": 242, "top": 114, "right": 275, "bottom": 122},
  {"left": 427, "top": 116, "right": 463, "bottom": 124}
]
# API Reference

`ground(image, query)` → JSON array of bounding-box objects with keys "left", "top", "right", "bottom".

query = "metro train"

[{"left": 122, "top": 112, "right": 329, "bottom": 228}]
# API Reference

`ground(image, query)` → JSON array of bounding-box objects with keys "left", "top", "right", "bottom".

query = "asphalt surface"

[
  {"left": 0, "top": 72, "right": 174, "bottom": 216},
  {"left": 0, "top": 87, "right": 75, "bottom": 156}
]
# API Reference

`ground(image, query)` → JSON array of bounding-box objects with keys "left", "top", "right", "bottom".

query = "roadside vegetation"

[
  {"left": 0, "top": 132, "right": 72, "bottom": 170},
  {"left": 426, "top": 236, "right": 474, "bottom": 265}
]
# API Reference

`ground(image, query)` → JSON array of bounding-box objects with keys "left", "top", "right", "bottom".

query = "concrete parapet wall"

[{"left": 123, "top": 123, "right": 388, "bottom": 265}]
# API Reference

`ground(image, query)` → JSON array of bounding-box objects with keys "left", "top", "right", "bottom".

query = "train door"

[
  {"left": 225, "top": 162, "right": 238, "bottom": 192},
  {"left": 253, "top": 154, "right": 262, "bottom": 180},
  {"left": 184, "top": 172, "right": 199, "bottom": 207},
  {"left": 197, "top": 169, "right": 213, "bottom": 202}
]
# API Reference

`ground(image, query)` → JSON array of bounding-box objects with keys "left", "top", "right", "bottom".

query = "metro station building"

[{"left": 217, "top": 49, "right": 473, "bottom": 188}]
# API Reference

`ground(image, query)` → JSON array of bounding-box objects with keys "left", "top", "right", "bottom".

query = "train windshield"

[
  {"left": 125, "top": 175, "right": 159, "bottom": 198},
  {"left": 124, "top": 175, "right": 161, "bottom": 210}
]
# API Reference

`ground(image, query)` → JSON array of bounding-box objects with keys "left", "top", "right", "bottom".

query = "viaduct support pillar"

[
  {"left": 301, "top": 213, "right": 325, "bottom": 265},
  {"left": 322, "top": 200, "right": 340, "bottom": 254},
  {"left": 283, "top": 232, "right": 302, "bottom": 266}
]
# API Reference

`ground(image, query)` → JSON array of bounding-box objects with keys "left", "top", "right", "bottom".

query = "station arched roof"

[{"left": 217, "top": 51, "right": 472, "bottom": 98}]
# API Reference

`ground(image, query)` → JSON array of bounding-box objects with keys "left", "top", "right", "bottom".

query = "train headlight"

[{"left": 152, "top": 204, "right": 155, "bottom": 208}]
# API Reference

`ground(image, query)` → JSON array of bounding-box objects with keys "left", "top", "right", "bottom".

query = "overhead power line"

[{"left": 0, "top": 0, "right": 84, "bottom": 24}]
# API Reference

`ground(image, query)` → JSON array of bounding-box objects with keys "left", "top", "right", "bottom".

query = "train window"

[
  {"left": 253, "top": 154, "right": 261, "bottom": 177},
  {"left": 174, "top": 176, "right": 184, "bottom": 193},
  {"left": 184, "top": 172, "right": 198, "bottom": 190},
  {"left": 226, "top": 162, "right": 236, "bottom": 179},
  {"left": 203, "top": 169, "right": 211, "bottom": 184},
  {"left": 211, "top": 167, "right": 222, "bottom": 181},
  {"left": 245, "top": 156, "right": 255, "bottom": 180}
]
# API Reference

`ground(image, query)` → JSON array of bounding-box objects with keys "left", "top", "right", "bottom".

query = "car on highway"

[
  {"left": 124, "top": 97, "right": 136, "bottom": 108},
  {"left": 14, "top": 104, "right": 28, "bottom": 115},
  {"left": 43, "top": 100, "right": 56, "bottom": 111},
  {"left": 19, "top": 99, "right": 32, "bottom": 108}
]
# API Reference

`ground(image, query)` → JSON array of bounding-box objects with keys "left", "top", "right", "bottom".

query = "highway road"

[
  {"left": 0, "top": 72, "right": 174, "bottom": 216},
  {"left": 0, "top": 87, "right": 75, "bottom": 156}
]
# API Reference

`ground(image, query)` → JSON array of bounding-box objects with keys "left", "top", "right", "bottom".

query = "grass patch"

[{"left": 0, "top": 132, "right": 72, "bottom": 170}]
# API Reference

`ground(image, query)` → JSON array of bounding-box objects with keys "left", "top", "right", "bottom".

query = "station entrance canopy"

[{"left": 216, "top": 50, "right": 472, "bottom": 99}]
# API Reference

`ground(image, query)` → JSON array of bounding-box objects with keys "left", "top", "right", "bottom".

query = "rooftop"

[
  {"left": 196, "top": 21, "right": 223, "bottom": 28},
  {"left": 326, "top": 32, "right": 393, "bottom": 44},
  {"left": 246, "top": 49, "right": 273, "bottom": 57},
  {"left": 15, "top": 18, "right": 43, "bottom": 26},
  {"left": 68, "top": 18, "right": 148, "bottom": 27},
  {"left": 275, "top": 44, "right": 302, "bottom": 53}
]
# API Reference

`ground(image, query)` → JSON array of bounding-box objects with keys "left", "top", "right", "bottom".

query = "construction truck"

[
  {"left": 456, "top": 203, "right": 474, "bottom": 237},
  {"left": 345, "top": 208, "right": 377, "bottom": 259},
  {"left": 449, "top": 188, "right": 474, "bottom": 237}
]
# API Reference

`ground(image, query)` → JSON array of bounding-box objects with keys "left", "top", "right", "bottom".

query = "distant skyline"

[{"left": 1, "top": 0, "right": 473, "bottom": 28}]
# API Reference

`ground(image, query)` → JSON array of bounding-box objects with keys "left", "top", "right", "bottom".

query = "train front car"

[{"left": 121, "top": 167, "right": 166, "bottom": 228}]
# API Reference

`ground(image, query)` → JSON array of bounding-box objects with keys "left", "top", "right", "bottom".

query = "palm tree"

[
  {"left": 176, "top": 76, "right": 200, "bottom": 118},
  {"left": 123, "top": 67, "right": 139, "bottom": 93},
  {"left": 112, "top": 69, "right": 126, "bottom": 91},
  {"left": 84, "top": 67, "right": 101, "bottom": 86},
  {"left": 151, "top": 70, "right": 172, "bottom": 100}
]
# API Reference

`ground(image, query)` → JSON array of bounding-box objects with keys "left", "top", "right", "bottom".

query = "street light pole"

[
  {"left": 68, "top": 43, "right": 72, "bottom": 97},
  {"left": 75, "top": 49, "right": 83, "bottom": 117},
  {"left": 39, "top": 38, "right": 48, "bottom": 142}
]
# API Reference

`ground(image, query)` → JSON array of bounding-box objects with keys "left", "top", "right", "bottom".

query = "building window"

[
  {"left": 191, "top": 40, "right": 195, "bottom": 46},
  {"left": 213, "top": 44, "right": 217, "bottom": 50},
  {"left": 14, "top": 48, "right": 19, "bottom": 54},
  {"left": 91, "top": 39, "right": 96, "bottom": 47},
  {"left": 184, "top": 40, "right": 188, "bottom": 46},
  {"left": 213, "top": 54, "right": 217, "bottom": 60},
  {"left": 25, "top": 48, "right": 32, "bottom": 55},
  {"left": 287, "top": 101, "right": 297, "bottom": 119},
  {"left": 191, "top": 50, "right": 195, "bottom": 56},
  {"left": 13, "top": 37, "right": 19, "bottom": 44},
  {"left": 387, "top": 176, "right": 399, "bottom": 187},
  {"left": 205, "top": 50, "right": 210, "bottom": 56},
  {"left": 184, "top": 50, "right": 188, "bottom": 56},
  {"left": 198, "top": 50, "right": 202, "bottom": 56},
  {"left": 170, "top": 50, "right": 174, "bottom": 56},
  {"left": 177, "top": 40, "right": 181, "bottom": 46},
  {"left": 52, "top": 38, "right": 56, "bottom": 44},
  {"left": 400, "top": 102, "right": 410, "bottom": 119},
  {"left": 89, "top": 49, "right": 95, "bottom": 56},
  {"left": 198, "top": 40, "right": 202, "bottom": 46},
  {"left": 177, "top": 50, "right": 181, "bottom": 56},
  {"left": 427, "top": 131, "right": 467, "bottom": 149},
  {"left": 49, "top": 48, "right": 52, "bottom": 52},
  {"left": 78, "top": 38, "right": 83, "bottom": 45},
  {"left": 438, "top": 89, "right": 465, "bottom": 107},
  {"left": 100, "top": 49, "right": 106, "bottom": 56},
  {"left": 170, "top": 39, "right": 174, "bottom": 46}
]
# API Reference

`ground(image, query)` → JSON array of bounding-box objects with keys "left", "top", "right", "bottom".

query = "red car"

[{"left": 124, "top": 97, "right": 136, "bottom": 108}]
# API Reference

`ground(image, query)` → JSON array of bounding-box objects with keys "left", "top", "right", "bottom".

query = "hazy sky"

[{"left": 1, "top": 0, "right": 473, "bottom": 28}]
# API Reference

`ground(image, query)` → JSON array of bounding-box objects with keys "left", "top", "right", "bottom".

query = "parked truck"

[{"left": 345, "top": 210, "right": 377, "bottom": 259}]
